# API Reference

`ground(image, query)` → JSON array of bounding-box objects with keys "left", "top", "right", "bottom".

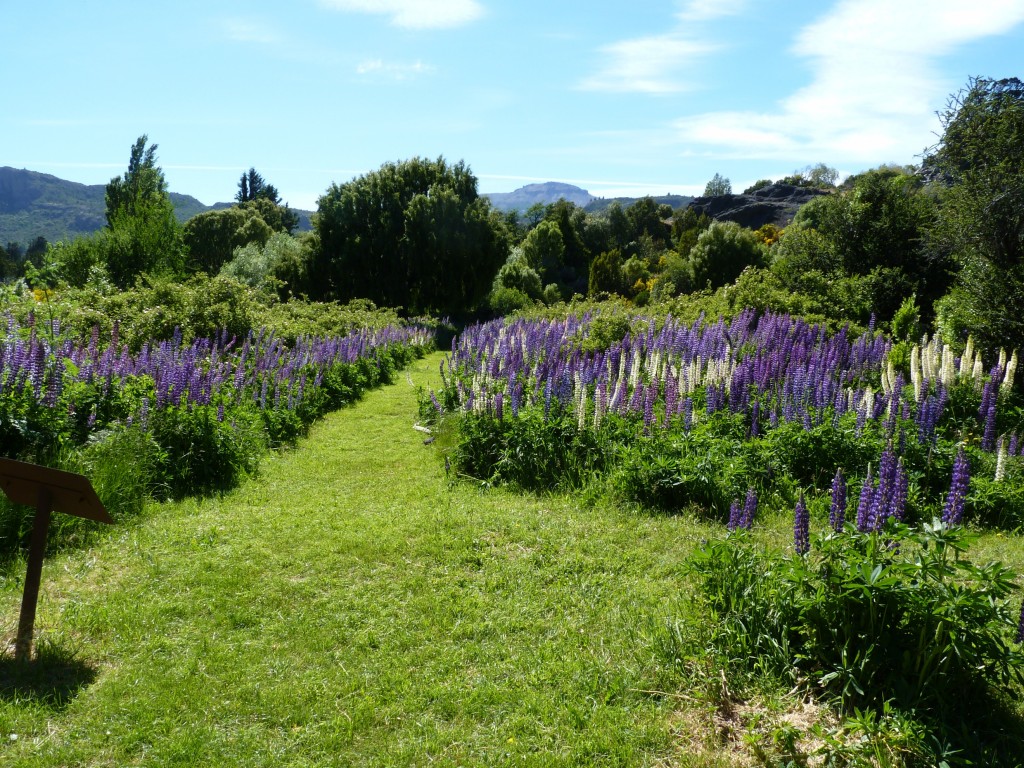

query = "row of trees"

[{"left": 15, "top": 76, "right": 1024, "bottom": 354}]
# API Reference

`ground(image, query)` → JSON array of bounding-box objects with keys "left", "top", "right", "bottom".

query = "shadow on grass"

[
  {"left": 0, "top": 640, "right": 98, "bottom": 711},
  {"left": 925, "top": 686, "right": 1024, "bottom": 767}
]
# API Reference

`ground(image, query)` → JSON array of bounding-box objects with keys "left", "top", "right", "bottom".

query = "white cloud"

[
  {"left": 318, "top": 0, "right": 484, "bottom": 29},
  {"left": 673, "top": 0, "right": 1024, "bottom": 164},
  {"left": 222, "top": 18, "right": 281, "bottom": 45},
  {"left": 580, "top": 34, "right": 718, "bottom": 94},
  {"left": 677, "top": 0, "right": 748, "bottom": 22},
  {"left": 356, "top": 59, "right": 435, "bottom": 79},
  {"left": 579, "top": 0, "right": 747, "bottom": 94}
]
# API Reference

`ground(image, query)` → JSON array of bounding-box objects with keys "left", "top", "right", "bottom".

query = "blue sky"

[{"left": 3, "top": 0, "right": 1023, "bottom": 210}]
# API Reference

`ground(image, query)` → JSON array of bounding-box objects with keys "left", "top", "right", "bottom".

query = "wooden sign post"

[{"left": 0, "top": 457, "right": 111, "bottom": 662}]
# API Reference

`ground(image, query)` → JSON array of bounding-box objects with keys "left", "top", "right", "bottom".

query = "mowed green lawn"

[{"left": 0, "top": 352, "right": 711, "bottom": 767}]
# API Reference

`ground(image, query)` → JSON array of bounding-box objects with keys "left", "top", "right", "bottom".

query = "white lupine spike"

[
  {"left": 973, "top": 356, "right": 984, "bottom": 388},
  {"left": 995, "top": 437, "right": 1008, "bottom": 482},
  {"left": 863, "top": 386, "right": 874, "bottom": 419},
  {"left": 941, "top": 345, "right": 955, "bottom": 387},
  {"left": 910, "top": 345, "right": 922, "bottom": 402},
  {"left": 940, "top": 345, "right": 953, "bottom": 387},
  {"left": 629, "top": 352, "right": 641, "bottom": 388},
  {"left": 999, "top": 348, "right": 1007, "bottom": 368},
  {"left": 961, "top": 337, "right": 975, "bottom": 377},
  {"left": 1002, "top": 351, "right": 1018, "bottom": 394}
]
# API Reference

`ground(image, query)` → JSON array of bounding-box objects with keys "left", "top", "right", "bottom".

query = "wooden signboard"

[{"left": 0, "top": 457, "right": 111, "bottom": 661}]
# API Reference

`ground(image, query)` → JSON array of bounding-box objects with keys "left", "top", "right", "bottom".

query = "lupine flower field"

[
  {"left": 1, "top": 311, "right": 432, "bottom": 547},
  {"left": 426, "top": 309, "right": 1024, "bottom": 757},
  {"left": 428, "top": 309, "right": 1024, "bottom": 529}
]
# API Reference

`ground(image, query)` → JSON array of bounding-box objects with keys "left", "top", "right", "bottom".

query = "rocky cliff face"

[{"left": 687, "top": 183, "right": 828, "bottom": 229}]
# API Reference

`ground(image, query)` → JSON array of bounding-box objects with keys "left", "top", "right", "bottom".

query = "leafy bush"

[
  {"left": 684, "top": 521, "right": 1024, "bottom": 764},
  {"left": 687, "top": 221, "right": 764, "bottom": 290}
]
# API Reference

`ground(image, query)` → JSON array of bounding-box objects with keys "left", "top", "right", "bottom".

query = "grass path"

[{"left": 0, "top": 352, "right": 709, "bottom": 767}]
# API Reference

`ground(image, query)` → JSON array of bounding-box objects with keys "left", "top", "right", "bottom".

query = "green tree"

[
  {"left": 605, "top": 202, "right": 632, "bottom": 251},
  {"left": 793, "top": 167, "right": 944, "bottom": 319},
  {"left": 183, "top": 207, "right": 273, "bottom": 274},
  {"left": 314, "top": 157, "right": 506, "bottom": 315},
  {"left": 520, "top": 220, "right": 565, "bottom": 279},
  {"left": 672, "top": 207, "right": 711, "bottom": 257},
  {"left": 587, "top": 248, "right": 625, "bottom": 296},
  {"left": 626, "top": 197, "right": 669, "bottom": 244},
  {"left": 703, "top": 173, "right": 731, "bottom": 197},
  {"left": 687, "top": 221, "right": 763, "bottom": 289},
  {"left": 743, "top": 179, "right": 774, "bottom": 194},
  {"left": 103, "top": 136, "right": 184, "bottom": 286},
  {"left": 236, "top": 168, "right": 299, "bottom": 233},
  {"left": 0, "top": 243, "right": 16, "bottom": 281},
  {"left": 927, "top": 77, "right": 1024, "bottom": 352},
  {"left": 220, "top": 232, "right": 303, "bottom": 290}
]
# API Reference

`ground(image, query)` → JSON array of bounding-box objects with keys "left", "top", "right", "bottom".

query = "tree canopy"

[
  {"left": 928, "top": 77, "right": 1024, "bottom": 352},
  {"left": 102, "top": 136, "right": 183, "bottom": 286},
  {"left": 313, "top": 157, "right": 507, "bottom": 315}
]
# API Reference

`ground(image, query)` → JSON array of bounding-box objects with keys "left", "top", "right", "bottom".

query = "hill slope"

[
  {"left": 0, "top": 167, "right": 312, "bottom": 247},
  {"left": 484, "top": 181, "right": 595, "bottom": 212}
]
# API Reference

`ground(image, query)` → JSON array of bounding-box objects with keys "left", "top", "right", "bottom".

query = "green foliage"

[
  {"left": 685, "top": 521, "right": 1024, "bottom": 763},
  {"left": 671, "top": 207, "right": 712, "bottom": 257},
  {"left": 150, "top": 405, "right": 267, "bottom": 498},
  {"left": 792, "top": 168, "right": 941, "bottom": 321},
  {"left": 102, "top": 136, "right": 185, "bottom": 287},
  {"left": 220, "top": 231, "right": 303, "bottom": 291},
  {"left": 687, "top": 221, "right": 764, "bottom": 289},
  {"left": 314, "top": 156, "right": 506, "bottom": 316},
  {"left": 183, "top": 206, "right": 273, "bottom": 274},
  {"left": 703, "top": 173, "right": 732, "bottom": 197},
  {"left": 890, "top": 294, "right": 922, "bottom": 341},
  {"left": 587, "top": 248, "right": 626, "bottom": 296},
  {"left": 488, "top": 285, "right": 534, "bottom": 315},
  {"left": 927, "top": 78, "right": 1024, "bottom": 355},
  {"left": 520, "top": 219, "right": 565, "bottom": 279},
  {"left": 743, "top": 179, "right": 774, "bottom": 194}
]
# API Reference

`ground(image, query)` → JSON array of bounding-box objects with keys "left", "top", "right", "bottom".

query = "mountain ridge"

[
  {"left": 2, "top": 168, "right": 694, "bottom": 248},
  {"left": 0, "top": 166, "right": 312, "bottom": 247}
]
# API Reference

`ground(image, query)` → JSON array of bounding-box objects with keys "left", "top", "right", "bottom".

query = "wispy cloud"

[
  {"left": 579, "top": 35, "right": 718, "bottom": 94},
  {"left": 673, "top": 0, "right": 1024, "bottom": 164},
  {"left": 221, "top": 18, "right": 282, "bottom": 45},
  {"left": 356, "top": 58, "right": 436, "bottom": 80},
  {"left": 318, "top": 0, "right": 484, "bottom": 30},
  {"left": 579, "top": 0, "right": 747, "bottom": 94}
]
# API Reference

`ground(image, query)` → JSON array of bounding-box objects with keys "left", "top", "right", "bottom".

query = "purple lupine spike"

[
  {"left": 829, "top": 468, "right": 846, "bottom": 532},
  {"left": 889, "top": 458, "right": 908, "bottom": 523},
  {"left": 941, "top": 448, "right": 970, "bottom": 525},
  {"left": 740, "top": 487, "right": 757, "bottom": 529},
  {"left": 1010, "top": 432, "right": 1020, "bottom": 458},
  {"left": 494, "top": 391, "right": 504, "bottom": 421},
  {"left": 727, "top": 500, "right": 741, "bottom": 531},
  {"left": 856, "top": 466, "right": 875, "bottom": 532},
  {"left": 982, "top": 403, "right": 998, "bottom": 451},
  {"left": 794, "top": 493, "right": 810, "bottom": 555}
]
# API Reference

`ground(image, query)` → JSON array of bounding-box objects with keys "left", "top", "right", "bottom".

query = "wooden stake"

[{"left": 15, "top": 487, "right": 53, "bottom": 662}]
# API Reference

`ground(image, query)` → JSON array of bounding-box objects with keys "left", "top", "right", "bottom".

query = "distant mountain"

[
  {"left": 483, "top": 181, "right": 695, "bottom": 215},
  {"left": 0, "top": 167, "right": 312, "bottom": 248},
  {"left": 484, "top": 182, "right": 594, "bottom": 212}
]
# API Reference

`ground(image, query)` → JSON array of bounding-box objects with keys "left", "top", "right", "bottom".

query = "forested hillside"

[{"left": 0, "top": 166, "right": 313, "bottom": 250}]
